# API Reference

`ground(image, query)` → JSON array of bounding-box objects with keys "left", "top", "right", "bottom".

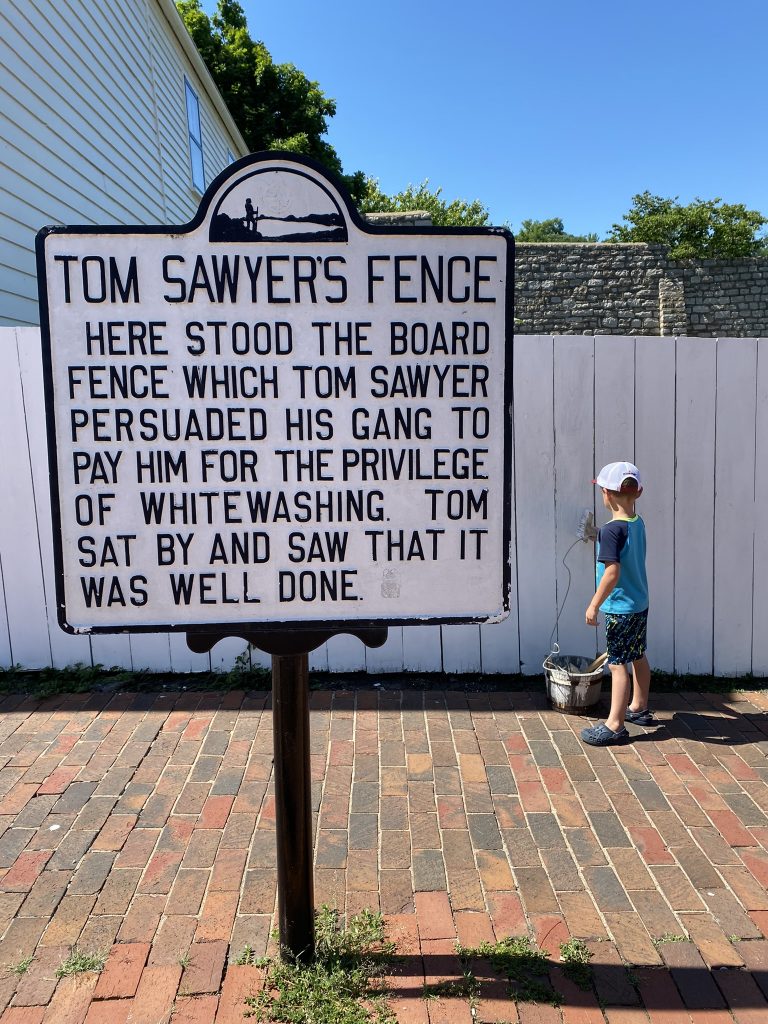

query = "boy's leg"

[
  {"left": 605, "top": 662, "right": 632, "bottom": 733},
  {"left": 582, "top": 614, "right": 632, "bottom": 744},
  {"left": 629, "top": 656, "right": 651, "bottom": 713}
]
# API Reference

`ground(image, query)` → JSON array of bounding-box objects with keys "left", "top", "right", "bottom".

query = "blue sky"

[{"left": 210, "top": 0, "right": 766, "bottom": 237}]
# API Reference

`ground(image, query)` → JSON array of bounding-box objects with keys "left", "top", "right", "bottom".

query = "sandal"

[
  {"left": 625, "top": 707, "right": 654, "bottom": 725},
  {"left": 581, "top": 722, "right": 629, "bottom": 746}
]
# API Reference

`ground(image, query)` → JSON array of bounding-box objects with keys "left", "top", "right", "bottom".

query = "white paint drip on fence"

[{"left": 1, "top": 329, "right": 765, "bottom": 677}]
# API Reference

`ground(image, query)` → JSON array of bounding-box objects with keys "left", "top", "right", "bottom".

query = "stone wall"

[
  {"left": 512, "top": 243, "right": 768, "bottom": 337},
  {"left": 364, "top": 211, "right": 434, "bottom": 228},
  {"left": 362, "top": 215, "right": 768, "bottom": 337}
]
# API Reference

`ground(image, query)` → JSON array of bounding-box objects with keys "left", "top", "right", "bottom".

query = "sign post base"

[{"left": 186, "top": 626, "right": 388, "bottom": 961}]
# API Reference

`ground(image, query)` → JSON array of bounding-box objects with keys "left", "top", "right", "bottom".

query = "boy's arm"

[{"left": 586, "top": 563, "right": 620, "bottom": 626}]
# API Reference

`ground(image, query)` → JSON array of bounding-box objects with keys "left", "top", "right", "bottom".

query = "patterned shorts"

[{"left": 605, "top": 610, "right": 648, "bottom": 665}]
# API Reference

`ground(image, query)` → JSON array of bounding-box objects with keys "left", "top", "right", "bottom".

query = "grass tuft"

[
  {"left": 225, "top": 645, "right": 271, "bottom": 688},
  {"left": 236, "top": 945, "right": 261, "bottom": 966},
  {"left": 422, "top": 975, "right": 477, "bottom": 1001},
  {"left": 245, "top": 905, "right": 396, "bottom": 1024},
  {"left": 559, "top": 938, "right": 593, "bottom": 990},
  {"left": 458, "top": 935, "right": 559, "bottom": 1005},
  {"left": 652, "top": 933, "right": 688, "bottom": 946},
  {"left": 55, "top": 947, "right": 107, "bottom": 978},
  {"left": 8, "top": 955, "right": 34, "bottom": 976}
]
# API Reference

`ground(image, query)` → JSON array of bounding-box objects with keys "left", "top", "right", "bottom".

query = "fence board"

[
  {"left": 594, "top": 335, "right": 637, "bottom": 657},
  {"left": 168, "top": 633, "right": 211, "bottom": 674},
  {"left": 553, "top": 335, "right": 596, "bottom": 658},
  {"left": 309, "top": 642, "right": 329, "bottom": 673},
  {"left": 90, "top": 633, "right": 133, "bottom": 671},
  {"left": 753, "top": 339, "right": 768, "bottom": 675},
  {"left": 481, "top": 345, "right": 520, "bottom": 675},
  {"left": 441, "top": 624, "right": 481, "bottom": 673},
  {"left": 365, "top": 627, "right": 404, "bottom": 673},
  {"left": 480, "top": 613, "right": 518, "bottom": 675},
  {"left": 594, "top": 336, "right": 636, "bottom": 466},
  {"left": 0, "top": 330, "right": 51, "bottom": 668},
  {"left": 401, "top": 625, "right": 442, "bottom": 673},
  {"left": 674, "top": 337, "right": 716, "bottom": 674},
  {"left": 635, "top": 337, "right": 675, "bottom": 672},
  {"left": 16, "top": 329, "right": 92, "bottom": 668},
  {"left": 514, "top": 336, "right": 556, "bottom": 673},
  {"left": 714, "top": 338, "right": 757, "bottom": 675},
  {"left": 0, "top": 557, "right": 12, "bottom": 668},
  {"left": 208, "top": 636, "right": 249, "bottom": 674},
  {"left": 325, "top": 633, "right": 367, "bottom": 673},
  {"left": 129, "top": 632, "right": 173, "bottom": 672}
]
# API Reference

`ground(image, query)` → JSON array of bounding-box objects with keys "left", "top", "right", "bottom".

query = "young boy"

[{"left": 581, "top": 461, "right": 652, "bottom": 746}]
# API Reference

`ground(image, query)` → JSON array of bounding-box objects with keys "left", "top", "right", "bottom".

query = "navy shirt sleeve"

[{"left": 597, "top": 520, "right": 628, "bottom": 564}]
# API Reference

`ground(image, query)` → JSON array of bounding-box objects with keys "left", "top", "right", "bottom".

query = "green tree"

[
  {"left": 608, "top": 192, "right": 768, "bottom": 259},
  {"left": 176, "top": 0, "right": 349, "bottom": 182},
  {"left": 515, "top": 218, "right": 598, "bottom": 243},
  {"left": 359, "top": 178, "right": 490, "bottom": 227}
]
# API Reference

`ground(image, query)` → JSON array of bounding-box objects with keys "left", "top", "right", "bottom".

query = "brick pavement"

[{"left": 0, "top": 684, "right": 766, "bottom": 1022}]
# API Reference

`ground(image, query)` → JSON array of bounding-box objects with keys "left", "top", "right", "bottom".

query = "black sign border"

[{"left": 36, "top": 151, "right": 515, "bottom": 636}]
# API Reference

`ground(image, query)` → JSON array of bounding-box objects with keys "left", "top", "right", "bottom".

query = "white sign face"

[{"left": 37, "top": 154, "right": 513, "bottom": 633}]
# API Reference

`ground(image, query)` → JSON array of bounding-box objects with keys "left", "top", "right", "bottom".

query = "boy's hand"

[{"left": 585, "top": 603, "right": 599, "bottom": 626}]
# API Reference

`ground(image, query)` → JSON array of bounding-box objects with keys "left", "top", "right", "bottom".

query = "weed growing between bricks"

[
  {"left": 652, "top": 933, "right": 689, "bottom": 946},
  {"left": 457, "top": 935, "right": 561, "bottom": 1006},
  {"left": 421, "top": 976, "right": 477, "bottom": 1000},
  {"left": 430, "top": 937, "right": 598, "bottom": 1010},
  {"left": 55, "top": 946, "right": 108, "bottom": 978},
  {"left": 244, "top": 906, "right": 397, "bottom": 1024},
  {"left": 7, "top": 955, "right": 33, "bottom": 977},
  {"left": 558, "top": 938, "right": 594, "bottom": 990},
  {"left": 240, "top": 911, "right": 592, "bottom": 1021}
]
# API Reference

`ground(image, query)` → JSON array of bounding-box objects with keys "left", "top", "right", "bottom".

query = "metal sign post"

[
  {"left": 187, "top": 625, "right": 387, "bottom": 961},
  {"left": 271, "top": 648, "right": 314, "bottom": 961}
]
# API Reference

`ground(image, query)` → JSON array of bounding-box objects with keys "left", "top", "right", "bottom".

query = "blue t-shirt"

[{"left": 596, "top": 516, "right": 648, "bottom": 615}]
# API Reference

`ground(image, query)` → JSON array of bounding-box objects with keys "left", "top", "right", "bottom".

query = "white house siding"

[
  {"left": 200, "top": 105, "right": 236, "bottom": 194},
  {"left": 0, "top": 0, "right": 247, "bottom": 327},
  {"left": 147, "top": 0, "right": 236, "bottom": 220},
  {"left": 149, "top": 7, "right": 198, "bottom": 220}
]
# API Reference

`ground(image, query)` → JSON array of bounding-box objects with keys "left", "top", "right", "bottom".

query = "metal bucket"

[{"left": 542, "top": 653, "right": 606, "bottom": 713}]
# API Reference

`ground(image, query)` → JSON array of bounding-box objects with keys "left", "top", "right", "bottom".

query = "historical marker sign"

[{"left": 37, "top": 153, "right": 513, "bottom": 634}]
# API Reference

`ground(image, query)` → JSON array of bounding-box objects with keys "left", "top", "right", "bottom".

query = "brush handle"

[{"left": 585, "top": 651, "right": 609, "bottom": 673}]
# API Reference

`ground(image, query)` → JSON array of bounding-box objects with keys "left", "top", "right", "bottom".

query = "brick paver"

[{"left": 0, "top": 685, "right": 766, "bottom": 1021}]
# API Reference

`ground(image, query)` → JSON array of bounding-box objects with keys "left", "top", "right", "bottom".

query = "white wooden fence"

[{"left": 1, "top": 328, "right": 766, "bottom": 677}]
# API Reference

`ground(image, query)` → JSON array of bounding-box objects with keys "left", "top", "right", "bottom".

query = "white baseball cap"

[{"left": 593, "top": 462, "right": 642, "bottom": 491}]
